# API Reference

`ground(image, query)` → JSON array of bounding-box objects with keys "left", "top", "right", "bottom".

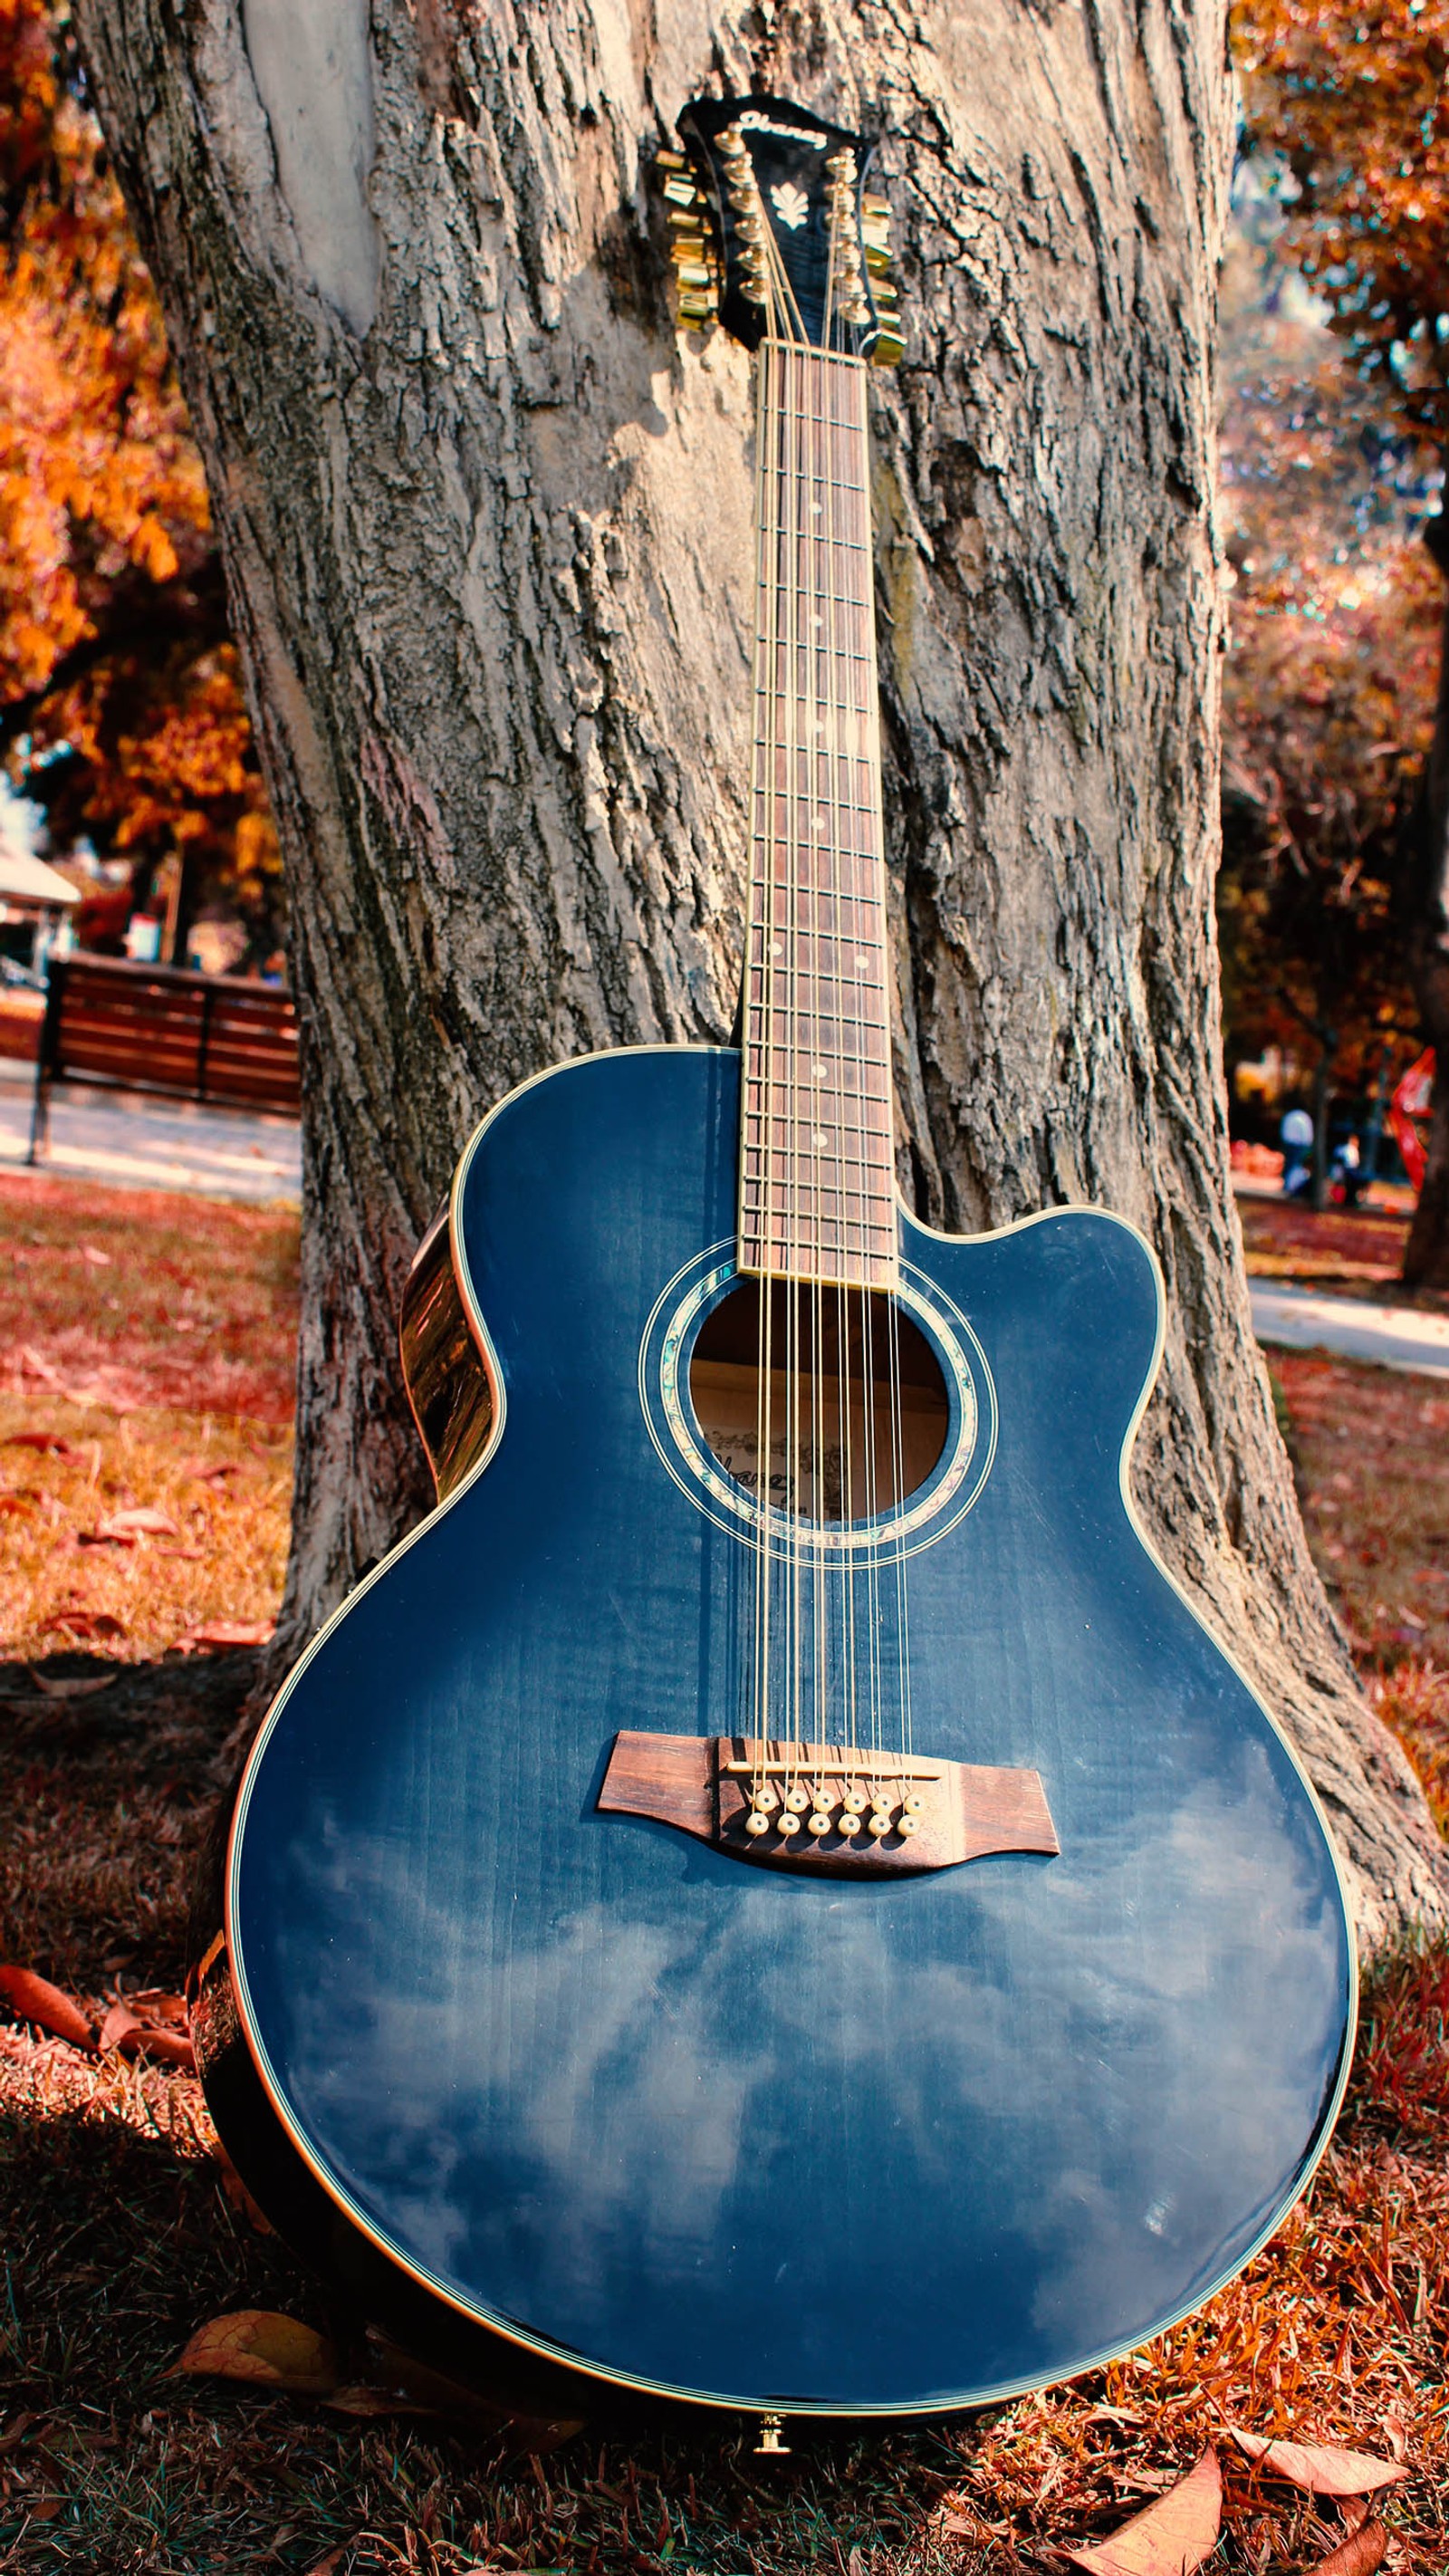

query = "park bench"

[{"left": 27, "top": 953, "right": 301, "bottom": 1161}]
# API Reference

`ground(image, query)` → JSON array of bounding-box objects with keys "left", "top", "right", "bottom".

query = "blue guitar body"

[{"left": 197, "top": 1043, "right": 1354, "bottom": 2420}]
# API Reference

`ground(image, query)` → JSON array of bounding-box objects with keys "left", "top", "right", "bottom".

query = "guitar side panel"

[{"left": 209, "top": 1043, "right": 1354, "bottom": 2417}]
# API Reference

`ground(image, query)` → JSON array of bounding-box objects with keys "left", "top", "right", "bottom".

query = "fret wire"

[{"left": 742, "top": 341, "right": 892, "bottom": 1284}]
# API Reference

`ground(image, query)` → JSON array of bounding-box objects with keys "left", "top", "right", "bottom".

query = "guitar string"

[
  {"left": 818, "top": 286, "right": 855, "bottom": 1820},
  {"left": 811, "top": 271, "right": 832, "bottom": 1802},
  {"left": 740, "top": 150, "right": 915, "bottom": 1830},
  {"left": 754, "top": 250, "right": 802, "bottom": 1812},
  {"left": 818, "top": 332, "right": 847, "bottom": 1812},
  {"left": 763, "top": 191, "right": 808, "bottom": 1818}
]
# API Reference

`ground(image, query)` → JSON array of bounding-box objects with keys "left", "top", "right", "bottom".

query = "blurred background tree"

[
  {"left": 0, "top": 0, "right": 281, "bottom": 966},
  {"left": 1233, "top": 0, "right": 1449, "bottom": 1274}
]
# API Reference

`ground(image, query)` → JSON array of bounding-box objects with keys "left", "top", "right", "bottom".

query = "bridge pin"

[
  {"left": 903, "top": 1793, "right": 926, "bottom": 1816},
  {"left": 777, "top": 1812, "right": 801, "bottom": 1836},
  {"left": 745, "top": 1812, "right": 771, "bottom": 1837},
  {"left": 897, "top": 1814, "right": 919, "bottom": 1837},
  {"left": 836, "top": 1812, "right": 861, "bottom": 1836},
  {"left": 868, "top": 1812, "right": 892, "bottom": 1838},
  {"left": 784, "top": 1786, "right": 811, "bottom": 1813},
  {"left": 753, "top": 1786, "right": 779, "bottom": 1812},
  {"left": 808, "top": 1812, "right": 832, "bottom": 1835},
  {"left": 842, "top": 1789, "right": 868, "bottom": 1814}
]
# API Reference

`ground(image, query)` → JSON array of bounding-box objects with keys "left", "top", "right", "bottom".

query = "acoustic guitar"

[{"left": 193, "top": 92, "right": 1355, "bottom": 2430}]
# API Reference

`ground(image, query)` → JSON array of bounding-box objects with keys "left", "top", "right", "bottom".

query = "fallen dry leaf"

[
  {"left": 172, "top": 2310, "right": 339, "bottom": 2396},
  {"left": 23, "top": 1667, "right": 117, "bottom": 1700},
  {"left": 1064, "top": 2447, "right": 1221, "bottom": 2575},
  {"left": 1227, "top": 2429, "right": 1407, "bottom": 2496},
  {"left": 1315, "top": 2524, "right": 1388, "bottom": 2576},
  {"left": 83, "top": 1504, "right": 180, "bottom": 1544},
  {"left": 0, "top": 1966, "right": 95, "bottom": 2051},
  {"left": 175, "top": 1618, "right": 275, "bottom": 1651},
  {"left": 42, "top": 1608, "right": 127, "bottom": 1641},
  {"left": 98, "top": 1990, "right": 196, "bottom": 2069},
  {"left": 130, "top": 2025, "right": 196, "bottom": 2069},
  {"left": 4, "top": 1429, "right": 78, "bottom": 1456},
  {"left": 98, "top": 2002, "right": 144, "bottom": 2054}
]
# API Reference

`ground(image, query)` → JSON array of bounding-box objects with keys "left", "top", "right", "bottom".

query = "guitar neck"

[{"left": 737, "top": 339, "right": 897, "bottom": 1292}]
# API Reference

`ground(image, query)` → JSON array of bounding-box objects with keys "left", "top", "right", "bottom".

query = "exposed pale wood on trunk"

[{"left": 72, "top": 0, "right": 1448, "bottom": 1941}]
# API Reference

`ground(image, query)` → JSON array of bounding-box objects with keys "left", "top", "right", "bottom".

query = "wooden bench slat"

[{"left": 31, "top": 955, "right": 301, "bottom": 1150}]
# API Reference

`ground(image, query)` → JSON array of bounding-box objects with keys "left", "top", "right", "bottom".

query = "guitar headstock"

[{"left": 660, "top": 94, "right": 901, "bottom": 365}]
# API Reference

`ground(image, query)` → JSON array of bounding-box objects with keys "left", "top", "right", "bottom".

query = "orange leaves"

[
  {"left": 172, "top": 2312, "right": 340, "bottom": 2398},
  {"left": 1, "top": 3, "right": 278, "bottom": 960},
  {"left": 1063, "top": 2447, "right": 1222, "bottom": 2573},
  {"left": 0, "top": 1963, "right": 95, "bottom": 2049},
  {"left": 0, "top": 1963, "right": 196, "bottom": 2067},
  {"left": 0, "top": 0, "right": 209, "bottom": 701},
  {"left": 1233, "top": 0, "right": 1449, "bottom": 444},
  {"left": 1225, "top": 2427, "right": 1407, "bottom": 2495}
]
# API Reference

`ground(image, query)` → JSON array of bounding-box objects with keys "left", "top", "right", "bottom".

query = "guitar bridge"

[{"left": 597, "top": 1733, "right": 1058, "bottom": 1876}]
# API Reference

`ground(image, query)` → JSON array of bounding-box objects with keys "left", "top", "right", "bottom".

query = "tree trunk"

[
  {"left": 72, "top": 0, "right": 1446, "bottom": 1945},
  {"left": 1402, "top": 533, "right": 1449, "bottom": 1288}
]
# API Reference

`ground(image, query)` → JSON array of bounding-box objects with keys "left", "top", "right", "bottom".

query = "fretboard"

[{"left": 737, "top": 341, "right": 897, "bottom": 1290}]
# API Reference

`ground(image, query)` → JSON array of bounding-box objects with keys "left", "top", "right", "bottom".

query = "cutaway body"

[{"left": 196, "top": 1043, "right": 1354, "bottom": 2420}]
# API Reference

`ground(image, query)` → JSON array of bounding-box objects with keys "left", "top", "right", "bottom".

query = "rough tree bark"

[{"left": 72, "top": 0, "right": 1446, "bottom": 1945}]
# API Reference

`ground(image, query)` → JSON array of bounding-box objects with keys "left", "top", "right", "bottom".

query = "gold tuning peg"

[
  {"left": 663, "top": 174, "right": 701, "bottom": 208},
  {"left": 861, "top": 195, "right": 892, "bottom": 226},
  {"left": 869, "top": 322, "right": 905, "bottom": 368},
  {"left": 656, "top": 148, "right": 687, "bottom": 172},
  {"left": 864, "top": 241, "right": 892, "bottom": 275}
]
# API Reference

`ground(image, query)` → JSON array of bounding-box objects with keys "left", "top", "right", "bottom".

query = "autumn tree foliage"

[
  {"left": 0, "top": 0, "right": 279, "bottom": 957},
  {"left": 1235, "top": 0, "right": 1449, "bottom": 1277},
  {"left": 1217, "top": 211, "right": 1436, "bottom": 1186}
]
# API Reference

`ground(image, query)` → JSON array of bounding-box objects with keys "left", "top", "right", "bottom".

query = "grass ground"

[{"left": 0, "top": 1174, "right": 1445, "bottom": 2571}]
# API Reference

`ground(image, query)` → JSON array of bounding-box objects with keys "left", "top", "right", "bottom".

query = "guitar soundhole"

[{"left": 687, "top": 1280, "right": 951, "bottom": 1524}]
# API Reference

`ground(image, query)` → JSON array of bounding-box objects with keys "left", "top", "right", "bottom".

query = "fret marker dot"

[{"left": 812, "top": 1063, "right": 827, "bottom": 1081}]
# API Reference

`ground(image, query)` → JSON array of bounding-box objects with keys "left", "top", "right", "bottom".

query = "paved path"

[
  {"left": 1250, "top": 1280, "right": 1449, "bottom": 1380},
  {"left": 3, "top": 1065, "right": 1445, "bottom": 1376},
  {"left": 0, "top": 1060, "right": 300, "bottom": 1205}
]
